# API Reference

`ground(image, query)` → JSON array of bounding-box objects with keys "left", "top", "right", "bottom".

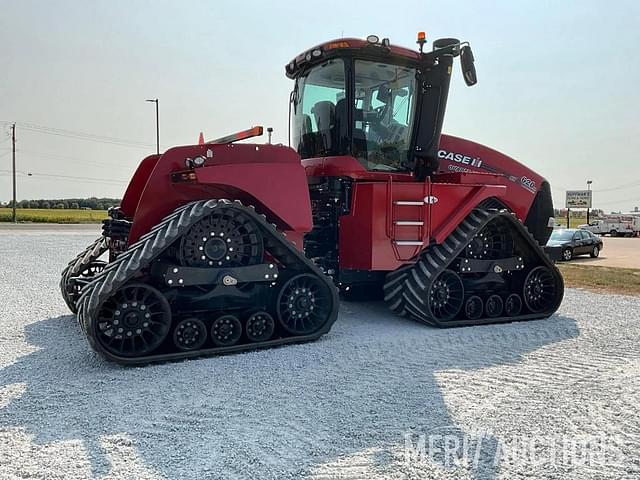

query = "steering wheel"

[{"left": 369, "top": 118, "right": 390, "bottom": 140}]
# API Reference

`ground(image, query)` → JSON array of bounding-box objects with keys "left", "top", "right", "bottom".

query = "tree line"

[{"left": 3, "top": 197, "right": 121, "bottom": 210}]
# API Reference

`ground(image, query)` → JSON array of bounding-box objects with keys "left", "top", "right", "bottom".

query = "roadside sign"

[{"left": 566, "top": 190, "right": 592, "bottom": 208}]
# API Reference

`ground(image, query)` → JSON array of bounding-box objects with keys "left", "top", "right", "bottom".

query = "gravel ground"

[{"left": 0, "top": 231, "right": 639, "bottom": 480}]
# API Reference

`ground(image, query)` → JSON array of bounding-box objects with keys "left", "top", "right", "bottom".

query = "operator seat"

[
  {"left": 311, "top": 101, "right": 335, "bottom": 153},
  {"left": 297, "top": 114, "right": 315, "bottom": 158}
]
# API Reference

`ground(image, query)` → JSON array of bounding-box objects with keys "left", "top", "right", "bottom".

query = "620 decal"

[{"left": 520, "top": 176, "right": 536, "bottom": 192}]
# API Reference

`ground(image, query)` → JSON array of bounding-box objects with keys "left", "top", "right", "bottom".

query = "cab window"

[
  {"left": 291, "top": 59, "right": 347, "bottom": 159},
  {"left": 353, "top": 60, "right": 417, "bottom": 171}
]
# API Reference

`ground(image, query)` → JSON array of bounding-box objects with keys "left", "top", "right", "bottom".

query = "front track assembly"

[
  {"left": 75, "top": 200, "right": 339, "bottom": 365},
  {"left": 60, "top": 236, "right": 108, "bottom": 313},
  {"left": 383, "top": 209, "right": 564, "bottom": 326}
]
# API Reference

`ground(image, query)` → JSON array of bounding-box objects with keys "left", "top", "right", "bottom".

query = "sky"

[{"left": 1, "top": 0, "right": 639, "bottom": 212}]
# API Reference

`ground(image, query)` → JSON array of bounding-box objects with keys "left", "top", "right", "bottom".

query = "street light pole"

[
  {"left": 11, "top": 123, "right": 16, "bottom": 223},
  {"left": 587, "top": 180, "right": 593, "bottom": 224},
  {"left": 146, "top": 98, "right": 159, "bottom": 154}
]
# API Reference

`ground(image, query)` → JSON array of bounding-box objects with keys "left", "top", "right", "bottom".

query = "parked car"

[{"left": 546, "top": 228, "right": 603, "bottom": 261}]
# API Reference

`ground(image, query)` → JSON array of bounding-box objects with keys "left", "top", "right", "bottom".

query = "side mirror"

[{"left": 460, "top": 45, "right": 477, "bottom": 86}]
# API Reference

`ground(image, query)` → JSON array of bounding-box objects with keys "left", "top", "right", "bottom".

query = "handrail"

[{"left": 206, "top": 126, "right": 264, "bottom": 145}]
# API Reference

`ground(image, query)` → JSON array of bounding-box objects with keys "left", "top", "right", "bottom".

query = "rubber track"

[
  {"left": 383, "top": 209, "right": 564, "bottom": 327},
  {"left": 76, "top": 199, "right": 339, "bottom": 365},
  {"left": 59, "top": 236, "right": 108, "bottom": 313}
]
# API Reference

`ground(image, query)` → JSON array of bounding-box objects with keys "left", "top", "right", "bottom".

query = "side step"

[
  {"left": 395, "top": 220, "right": 424, "bottom": 226},
  {"left": 391, "top": 201, "right": 426, "bottom": 260}
]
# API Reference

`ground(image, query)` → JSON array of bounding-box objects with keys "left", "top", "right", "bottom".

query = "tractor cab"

[
  {"left": 287, "top": 35, "right": 484, "bottom": 275},
  {"left": 287, "top": 34, "right": 477, "bottom": 179}
]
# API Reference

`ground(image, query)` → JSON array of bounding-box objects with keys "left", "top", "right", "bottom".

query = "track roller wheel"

[
  {"left": 427, "top": 270, "right": 464, "bottom": 322},
  {"left": 464, "top": 295, "right": 484, "bottom": 320},
  {"left": 179, "top": 210, "right": 263, "bottom": 268},
  {"left": 485, "top": 294, "right": 503, "bottom": 318},
  {"left": 95, "top": 283, "right": 172, "bottom": 357},
  {"left": 504, "top": 293, "right": 523, "bottom": 317},
  {"left": 277, "top": 273, "right": 334, "bottom": 335},
  {"left": 523, "top": 266, "right": 557, "bottom": 313},
  {"left": 245, "top": 311, "right": 275, "bottom": 342},
  {"left": 464, "top": 219, "right": 513, "bottom": 260},
  {"left": 211, "top": 315, "right": 242, "bottom": 346},
  {"left": 173, "top": 318, "right": 207, "bottom": 351}
]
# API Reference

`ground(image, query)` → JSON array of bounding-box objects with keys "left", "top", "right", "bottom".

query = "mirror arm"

[{"left": 422, "top": 41, "right": 469, "bottom": 62}]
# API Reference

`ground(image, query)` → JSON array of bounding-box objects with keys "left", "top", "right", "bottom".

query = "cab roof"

[{"left": 285, "top": 37, "right": 422, "bottom": 79}]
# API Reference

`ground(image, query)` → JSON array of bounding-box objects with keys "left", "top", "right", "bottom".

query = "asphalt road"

[
  {"left": 567, "top": 236, "right": 640, "bottom": 269},
  {"left": 0, "top": 229, "right": 639, "bottom": 479},
  {"left": 0, "top": 223, "right": 100, "bottom": 232}
]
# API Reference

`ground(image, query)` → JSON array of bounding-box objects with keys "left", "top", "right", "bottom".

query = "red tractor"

[{"left": 61, "top": 34, "right": 563, "bottom": 364}]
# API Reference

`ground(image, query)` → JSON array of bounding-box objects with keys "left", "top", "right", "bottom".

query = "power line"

[
  {"left": 595, "top": 196, "right": 640, "bottom": 207},
  {"left": 551, "top": 179, "right": 640, "bottom": 194},
  {"left": 0, "top": 121, "right": 155, "bottom": 149},
  {"left": 18, "top": 126, "right": 152, "bottom": 149},
  {"left": 593, "top": 180, "right": 640, "bottom": 193},
  {"left": 15, "top": 148, "right": 136, "bottom": 170},
  {"left": 0, "top": 169, "right": 128, "bottom": 185},
  {"left": 6, "top": 121, "right": 153, "bottom": 145}
]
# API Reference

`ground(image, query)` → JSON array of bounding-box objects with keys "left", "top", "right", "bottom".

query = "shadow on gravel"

[{"left": 0, "top": 310, "right": 579, "bottom": 479}]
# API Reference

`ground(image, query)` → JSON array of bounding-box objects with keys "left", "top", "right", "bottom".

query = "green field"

[
  {"left": 558, "top": 217, "right": 590, "bottom": 228},
  {"left": 0, "top": 208, "right": 108, "bottom": 223},
  {"left": 558, "top": 263, "right": 640, "bottom": 296}
]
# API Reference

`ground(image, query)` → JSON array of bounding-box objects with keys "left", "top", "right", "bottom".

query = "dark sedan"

[{"left": 546, "top": 228, "right": 603, "bottom": 261}]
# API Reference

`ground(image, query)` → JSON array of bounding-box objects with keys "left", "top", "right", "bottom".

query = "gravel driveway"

[{"left": 0, "top": 230, "right": 638, "bottom": 479}]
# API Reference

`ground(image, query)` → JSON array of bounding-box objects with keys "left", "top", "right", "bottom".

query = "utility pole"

[
  {"left": 586, "top": 180, "right": 593, "bottom": 224},
  {"left": 11, "top": 123, "right": 16, "bottom": 223},
  {"left": 146, "top": 98, "right": 159, "bottom": 154}
]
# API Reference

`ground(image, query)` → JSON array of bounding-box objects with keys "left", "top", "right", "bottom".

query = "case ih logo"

[
  {"left": 439, "top": 149, "right": 537, "bottom": 194},
  {"left": 437, "top": 149, "right": 483, "bottom": 168}
]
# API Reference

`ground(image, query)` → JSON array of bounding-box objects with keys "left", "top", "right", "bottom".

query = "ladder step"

[
  {"left": 394, "top": 200, "right": 423, "bottom": 206},
  {"left": 394, "top": 220, "right": 424, "bottom": 226},
  {"left": 394, "top": 240, "right": 424, "bottom": 246}
]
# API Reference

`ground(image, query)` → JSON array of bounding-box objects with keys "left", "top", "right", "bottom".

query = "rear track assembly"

[{"left": 75, "top": 200, "right": 339, "bottom": 365}]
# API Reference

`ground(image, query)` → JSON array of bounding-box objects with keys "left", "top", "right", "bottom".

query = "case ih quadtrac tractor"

[{"left": 61, "top": 34, "right": 563, "bottom": 364}]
